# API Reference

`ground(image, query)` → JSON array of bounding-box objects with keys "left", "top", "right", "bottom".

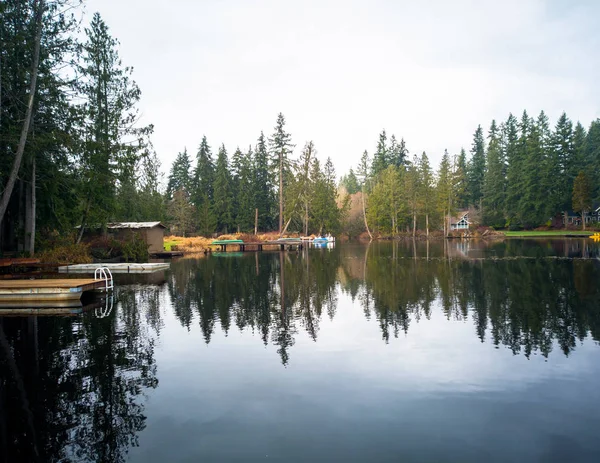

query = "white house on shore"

[{"left": 450, "top": 211, "right": 470, "bottom": 230}]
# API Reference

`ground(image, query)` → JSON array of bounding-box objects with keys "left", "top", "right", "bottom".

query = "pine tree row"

[
  {"left": 166, "top": 113, "right": 344, "bottom": 236},
  {"left": 343, "top": 112, "right": 600, "bottom": 235}
]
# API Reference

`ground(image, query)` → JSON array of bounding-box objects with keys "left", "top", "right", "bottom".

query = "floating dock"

[
  {"left": 59, "top": 262, "right": 170, "bottom": 274},
  {"left": 211, "top": 239, "right": 303, "bottom": 252},
  {"left": 0, "top": 279, "right": 108, "bottom": 303}
]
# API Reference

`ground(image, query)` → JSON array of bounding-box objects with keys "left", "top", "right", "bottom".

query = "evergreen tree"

[
  {"left": 371, "top": 129, "right": 388, "bottom": 178},
  {"left": 482, "top": 120, "right": 506, "bottom": 227},
  {"left": 518, "top": 116, "right": 546, "bottom": 227},
  {"left": 340, "top": 168, "right": 360, "bottom": 194},
  {"left": 268, "top": 113, "right": 294, "bottom": 234},
  {"left": 170, "top": 189, "right": 195, "bottom": 237},
  {"left": 166, "top": 149, "right": 192, "bottom": 198},
  {"left": 405, "top": 155, "right": 420, "bottom": 236},
  {"left": 418, "top": 152, "right": 434, "bottom": 235},
  {"left": 436, "top": 150, "right": 454, "bottom": 235},
  {"left": 572, "top": 122, "right": 587, "bottom": 175},
  {"left": 572, "top": 172, "right": 592, "bottom": 230},
  {"left": 549, "top": 112, "right": 574, "bottom": 222},
  {"left": 193, "top": 136, "right": 216, "bottom": 235},
  {"left": 253, "top": 131, "right": 274, "bottom": 231},
  {"left": 76, "top": 12, "right": 152, "bottom": 237},
  {"left": 213, "top": 144, "right": 233, "bottom": 233},
  {"left": 193, "top": 136, "right": 215, "bottom": 203},
  {"left": 311, "top": 157, "right": 342, "bottom": 234},
  {"left": 297, "top": 141, "right": 316, "bottom": 235},
  {"left": 503, "top": 113, "right": 521, "bottom": 226},
  {"left": 584, "top": 119, "right": 600, "bottom": 199},
  {"left": 230, "top": 147, "right": 244, "bottom": 229},
  {"left": 467, "top": 125, "right": 486, "bottom": 207},
  {"left": 367, "top": 166, "right": 403, "bottom": 234},
  {"left": 357, "top": 150, "right": 373, "bottom": 239},
  {"left": 389, "top": 136, "right": 408, "bottom": 169},
  {"left": 455, "top": 148, "right": 469, "bottom": 209},
  {"left": 236, "top": 146, "right": 256, "bottom": 232}
]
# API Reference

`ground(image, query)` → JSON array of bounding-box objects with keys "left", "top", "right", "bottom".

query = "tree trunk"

[
  {"left": 279, "top": 150, "right": 283, "bottom": 236},
  {"left": 29, "top": 158, "right": 36, "bottom": 256},
  {"left": 582, "top": 212, "right": 586, "bottom": 230},
  {"left": 304, "top": 202, "right": 308, "bottom": 236},
  {"left": 0, "top": 0, "right": 44, "bottom": 225},
  {"left": 281, "top": 216, "right": 293, "bottom": 236},
  {"left": 77, "top": 198, "right": 91, "bottom": 244},
  {"left": 426, "top": 213, "right": 429, "bottom": 237},
  {"left": 254, "top": 208, "right": 258, "bottom": 235},
  {"left": 361, "top": 186, "right": 372, "bottom": 240},
  {"left": 412, "top": 211, "right": 416, "bottom": 237},
  {"left": 25, "top": 161, "right": 36, "bottom": 255}
]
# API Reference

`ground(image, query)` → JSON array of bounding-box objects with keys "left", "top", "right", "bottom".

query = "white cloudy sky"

[{"left": 85, "top": 0, "right": 599, "bottom": 177}]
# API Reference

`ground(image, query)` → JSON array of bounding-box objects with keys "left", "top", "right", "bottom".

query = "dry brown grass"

[
  {"left": 38, "top": 243, "right": 93, "bottom": 264},
  {"left": 165, "top": 231, "right": 301, "bottom": 253}
]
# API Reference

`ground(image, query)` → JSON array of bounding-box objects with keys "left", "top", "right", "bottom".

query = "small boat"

[
  {"left": 211, "top": 239, "right": 245, "bottom": 245},
  {"left": 312, "top": 234, "right": 335, "bottom": 243}
]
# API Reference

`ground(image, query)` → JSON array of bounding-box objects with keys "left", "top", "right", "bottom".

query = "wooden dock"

[
  {"left": 212, "top": 240, "right": 303, "bottom": 252},
  {"left": 0, "top": 278, "right": 108, "bottom": 303}
]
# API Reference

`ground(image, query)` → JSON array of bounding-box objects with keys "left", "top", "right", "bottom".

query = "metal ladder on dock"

[{"left": 94, "top": 266, "right": 114, "bottom": 292}]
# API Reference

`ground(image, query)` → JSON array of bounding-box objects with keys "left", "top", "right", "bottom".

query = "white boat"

[{"left": 312, "top": 234, "right": 335, "bottom": 243}]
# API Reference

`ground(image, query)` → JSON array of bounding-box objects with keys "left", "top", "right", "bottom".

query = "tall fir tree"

[
  {"left": 213, "top": 144, "right": 233, "bottom": 233},
  {"left": 418, "top": 152, "right": 434, "bottom": 235},
  {"left": 166, "top": 149, "right": 192, "bottom": 198},
  {"left": 519, "top": 116, "right": 546, "bottom": 227},
  {"left": 549, "top": 112, "right": 574, "bottom": 222},
  {"left": 482, "top": 120, "right": 506, "bottom": 227},
  {"left": 235, "top": 146, "right": 255, "bottom": 232},
  {"left": 371, "top": 129, "right": 388, "bottom": 178},
  {"left": 572, "top": 172, "right": 592, "bottom": 229},
  {"left": 389, "top": 136, "right": 408, "bottom": 169},
  {"left": 193, "top": 136, "right": 216, "bottom": 235},
  {"left": 268, "top": 113, "right": 294, "bottom": 234},
  {"left": 253, "top": 131, "right": 274, "bottom": 231},
  {"left": 584, "top": 119, "right": 600, "bottom": 200},
  {"left": 76, "top": 12, "right": 152, "bottom": 236},
  {"left": 467, "top": 125, "right": 486, "bottom": 207},
  {"left": 503, "top": 113, "right": 521, "bottom": 226},
  {"left": 455, "top": 148, "right": 469, "bottom": 209},
  {"left": 436, "top": 150, "right": 454, "bottom": 235}
]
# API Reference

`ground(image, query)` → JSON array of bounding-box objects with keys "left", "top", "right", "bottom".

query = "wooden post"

[{"left": 255, "top": 208, "right": 258, "bottom": 235}]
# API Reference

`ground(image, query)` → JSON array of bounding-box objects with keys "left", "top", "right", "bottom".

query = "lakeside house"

[
  {"left": 450, "top": 211, "right": 470, "bottom": 230},
  {"left": 82, "top": 222, "right": 166, "bottom": 253},
  {"left": 562, "top": 205, "right": 600, "bottom": 226}
]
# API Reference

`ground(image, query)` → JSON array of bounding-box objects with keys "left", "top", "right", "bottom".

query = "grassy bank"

[
  {"left": 164, "top": 232, "right": 290, "bottom": 253},
  {"left": 503, "top": 230, "right": 594, "bottom": 237}
]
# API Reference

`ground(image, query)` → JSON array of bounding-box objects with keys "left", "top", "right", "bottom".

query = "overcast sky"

[{"left": 85, "top": 0, "right": 599, "bottom": 178}]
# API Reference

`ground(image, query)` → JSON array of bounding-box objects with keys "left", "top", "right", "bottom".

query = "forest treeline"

[
  {"left": 0, "top": 0, "right": 162, "bottom": 254},
  {"left": 165, "top": 113, "right": 344, "bottom": 237},
  {"left": 4, "top": 1, "right": 600, "bottom": 258},
  {"left": 342, "top": 111, "right": 600, "bottom": 236}
]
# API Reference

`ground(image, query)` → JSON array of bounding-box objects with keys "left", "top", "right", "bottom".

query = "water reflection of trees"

[
  {"left": 341, "top": 242, "right": 600, "bottom": 358},
  {"left": 0, "top": 286, "right": 160, "bottom": 463},
  {"left": 168, "top": 242, "right": 600, "bottom": 365},
  {"left": 168, "top": 250, "right": 340, "bottom": 365}
]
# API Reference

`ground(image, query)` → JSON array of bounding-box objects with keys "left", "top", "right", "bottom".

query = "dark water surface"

[{"left": 2, "top": 239, "right": 600, "bottom": 462}]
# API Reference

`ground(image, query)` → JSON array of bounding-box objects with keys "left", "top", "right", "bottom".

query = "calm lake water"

[{"left": 2, "top": 239, "right": 600, "bottom": 462}]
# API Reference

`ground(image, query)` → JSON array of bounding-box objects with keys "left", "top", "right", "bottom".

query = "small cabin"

[
  {"left": 450, "top": 211, "right": 470, "bottom": 230},
  {"left": 81, "top": 222, "right": 166, "bottom": 253},
  {"left": 106, "top": 222, "right": 166, "bottom": 253}
]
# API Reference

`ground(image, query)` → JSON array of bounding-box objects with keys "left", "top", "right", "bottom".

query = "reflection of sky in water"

[
  {"left": 127, "top": 242, "right": 600, "bottom": 462},
  {"left": 4, "top": 240, "right": 600, "bottom": 462}
]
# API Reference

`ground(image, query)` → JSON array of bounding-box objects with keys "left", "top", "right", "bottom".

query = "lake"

[{"left": 2, "top": 238, "right": 600, "bottom": 462}]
